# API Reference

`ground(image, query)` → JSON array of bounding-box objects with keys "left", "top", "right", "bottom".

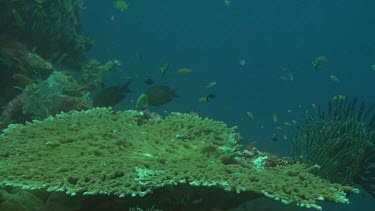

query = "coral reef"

[
  {"left": 0, "top": 41, "right": 55, "bottom": 111},
  {"left": 0, "top": 71, "right": 92, "bottom": 130},
  {"left": 0, "top": 108, "right": 358, "bottom": 210},
  {"left": 78, "top": 59, "right": 122, "bottom": 90},
  {"left": 0, "top": 0, "right": 96, "bottom": 128},
  {"left": 0, "top": 0, "right": 91, "bottom": 68}
]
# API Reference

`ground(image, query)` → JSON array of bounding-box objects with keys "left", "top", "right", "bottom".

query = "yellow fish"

[
  {"left": 246, "top": 112, "right": 254, "bottom": 120},
  {"left": 332, "top": 95, "right": 347, "bottom": 101},
  {"left": 330, "top": 75, "right": 340, "bottom": 83},
  {"left": 312, "top": 56, "right": 328, "bottom": 70},
  {"left": 177, "top": 68, "right": 192, "bottom": 74}
]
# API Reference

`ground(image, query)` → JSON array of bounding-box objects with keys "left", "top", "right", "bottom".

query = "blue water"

[{"left": 82, "top": 1, "right": 375, "bottom": 210}]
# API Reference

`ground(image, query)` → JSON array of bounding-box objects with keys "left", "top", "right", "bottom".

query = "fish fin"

[
  {"left": 120, "top": 79, "right": 134, "bottom": 93},
  {"left": 170, "top": 89, "right": 179, "bottom": 98}
]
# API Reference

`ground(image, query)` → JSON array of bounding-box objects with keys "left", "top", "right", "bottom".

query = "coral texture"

[{"left": 0, "top": 108, "right": 357, "bottom": 210}]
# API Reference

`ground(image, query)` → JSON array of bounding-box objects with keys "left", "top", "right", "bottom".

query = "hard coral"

[{"left": 0, "top": 108, "right": 357, "bottom": 210}]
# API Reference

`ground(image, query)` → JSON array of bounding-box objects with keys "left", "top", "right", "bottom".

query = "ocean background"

[{"left": 82, "top": 1, "right": 375, "bottom": 210}]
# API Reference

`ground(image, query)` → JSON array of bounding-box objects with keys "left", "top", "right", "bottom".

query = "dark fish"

[
  {"left": 198, "top": 94, "right": 216, "bottom": 102},
  {"left": 144, "top": 78, "right": 154, "bottom": 85},
  {"left": 145, "top": 85, "right": 177, "bottom": 106},
  {"left": 272, "top": 133, "right": 278, "bottom": 142},
  {"left": 206, "top": 94, "right": 216, "bottom": 101},
  {"left": 93, "top": 81, "right": 132, "bottom": 107}
]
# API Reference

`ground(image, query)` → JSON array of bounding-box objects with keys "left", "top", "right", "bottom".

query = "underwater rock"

[
  {"left": 43, "top": 192, "right": 83, "bottom": 211},
  {"left": 0, "top": 189, "right": 44, "bottom": 211}
]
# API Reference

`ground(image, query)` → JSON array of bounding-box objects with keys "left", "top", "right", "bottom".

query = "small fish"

[
  {"left": 272, "top": 113, "right": 278, "bottom": 123},
  {"left": 136, "top": 93, "right": 149, "bottom": 109},
  {"left": 144, "top": 78, "right": 154, "bottom": 85},
  {"left": 198, "top": 97, "right": 206, "bottom": 102},
  {"left": 239, "top": 58, "right": 246, "bottom": 67},
  {"left": 198, "top": 94, "right": 216, "bottom": 102},
  {"left": 272, "top": 133, "right": 278, "bottom": 142},
  {"left": 370, "top": 64, "right": 375, "bottom": 71},
  {"left": 280, "top": 71, "right": 294, "bottom": 81},
  {"left": 224, "top": 0, "right": 231, "bottom": 7},
  {"left": 287, "top": 109, "right": 293, "bottom": 113},
  {"left": 160, "top": 63, "right": 169, "bottom": 76},
  {"left": 332, "top": 95, "right": 347, "bottom": 101},
  {"left": 312, "top": 56, "right": 328, "bottom": 70},
  {"left": 177, "top": 68, "right": 192, "bottom": 74},
  {"left": 246, "top": 112, "right": 254, "bottom": 120},
  {"left": 283, "top": 120, "right": 297, "bottom": 126},
  {"left": 283, "top": 134, "right": 288, "bottom": 140},
  {"left": 206, "top": 81, "right": 217, "bottom": 88},
  {"left": 283, "top": 121, "right": 293, "bottom": 126},
  {"left": 330, "top": 74, "right": 340, "bottom": 83},
  {"left": 113, "top": 0, "right": 128, "bottom": 12}
]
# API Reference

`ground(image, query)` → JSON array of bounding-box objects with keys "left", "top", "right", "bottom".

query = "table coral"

[{"left": 0, "top": 108, "right": 358, "bottom": 210}]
